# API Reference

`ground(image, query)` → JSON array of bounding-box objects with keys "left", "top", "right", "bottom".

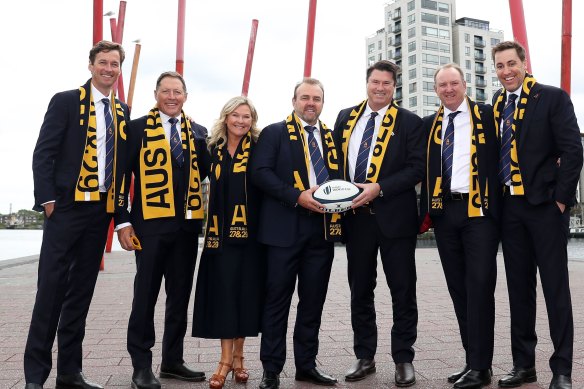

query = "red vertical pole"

[
  {"left": 561, "top": 0, "right": 572, "bottom": 95},
  {"left": 303, "top": 0, "right": 317, "bottom": 78},
  {"left": 508, "top": 0, "right": 533, "bottom": 73},
  {"left": 93, "top": 0, "right": 103, "bottom": 44},
  {"left": 176, "top": 0, "right": 186, "bottom": 75},
  {"left": 116, "top": 1, "right": 127, "bottom": 45},
  {"left": 241, "top": 19, "right": 259, "bottom": 96}
]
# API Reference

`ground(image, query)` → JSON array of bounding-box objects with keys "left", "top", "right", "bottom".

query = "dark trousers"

[
  {"left": 260, "top": 214, "right": 334, "bottom": 373},
  {"left": 24, "top": 201, "right": 110, "bottom": 384},
  {"left": 433, "top": 199, "right": 498, "bottom": 370},
  {"left": 127, "top": 229, "right": 199, "bottom": 369},
  {"left": 345, "top": 211, "right": 418, "bottom": 363},
  {"left": 501, "top": 194, "right": 573, "bottom": 375}
]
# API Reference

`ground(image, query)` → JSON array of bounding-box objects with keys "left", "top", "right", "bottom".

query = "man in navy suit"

[
  {"left": 333, "top": 60, "right": 425, "bottom": 387},
  {"left": 26, "top": 41, "right": 129, "bottom": 389},
  {"left": 116, "top": 71, "right": 209, "bottom": 389},
  {"left": 492, "top": 41, "right": 582, "bottom": 389},
  {"left": 252, "top": 78, "right": 339, "bottom": 389}
]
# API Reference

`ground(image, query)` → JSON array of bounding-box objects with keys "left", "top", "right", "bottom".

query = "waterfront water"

[{"left": 2, "top": 230, "right": 584, "bottom": 262}]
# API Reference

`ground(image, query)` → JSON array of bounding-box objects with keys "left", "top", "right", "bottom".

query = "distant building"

[{"left": 365, "top": 0, "right": 504, "bottom": 116}]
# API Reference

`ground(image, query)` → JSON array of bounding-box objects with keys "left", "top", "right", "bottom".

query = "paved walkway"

[{"left": 1, "top": 245, "right": 583, "bottom": 389}]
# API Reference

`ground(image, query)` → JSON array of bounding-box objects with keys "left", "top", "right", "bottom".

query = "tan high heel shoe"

[
  {"left": 209, "top": 361, "right": 232, "bottom": 389},
  {"left": 232, "top": 355, "right": 249, "bottom": 383}
]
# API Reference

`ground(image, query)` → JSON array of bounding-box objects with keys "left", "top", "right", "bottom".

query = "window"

[
  {"left": 394, "top": 21, "right": 402, "bottom": 33},
  {"left": 422, "top": 26, "right": 450, "bottom": 39},
  {"left": 407, "top": 0, "right": 415, "bottom": 11},
  {"left": 465, "top": 60, "right": 471, "bottom": 69},
  {"left": 408, "top": 14, "right": 416, "bottom": 25},
  {"left": 465, "top": 73, "right": 471, "bottom": 82},
  {"left": 422, "top": 53, "right": 439, "bottom": 65},
  {"left": 423, "top": 40, "right": 439, "bottom": 51},
  {"left": 465, "top": 33, "right": 470, "bottom": 43},
  {"left": 422, "top": 0, "right": 437, "bottom": 10},
  {"left": 465, "top": 46, "right": 470, "bottom": 56},
  {"left": 408, "top": 27, "right": 416, "bottom": 38},
  {"left": 378, "top": 41, "right": 383, "bottom": 50},
  {"left": 368, "top": 43, "right": 375, "bottom": 54},
  {"left": 409, "top": 96, "right": 418, "bottom": 107},
  {"left": 423, "top": 95, "right": 441, "bottom": 106},
  {"left": 492, "top": 77, "right": 502, "bottom": 88},
  {"left": 409, "top": 54, "right": 417, "bottom": 65},
  {"left": 467, "top": 87, "right": 472, "bottom": 96},
  {"left": 408, "top": 68, "right": 417, "bottom": 79},
  {"left": 408, "top": 41, "right": 416, "bottom": 52},
  {"left": 378, "top": 53, "right": 383, "bottom": 61},
  {"left": 439, "top": 16, "right": 449, "bottom": 25},
  {"left": 439, "top": 29, "right": 450, "bottom": 39},
  {"left": 368, "top": 57, "right": 376, "bottom": 66},
  {"left": 440, "top": 56, "right": 449, "bottom": 65},
  {"left": 440, "top": 42, "right": 450, "bottom": 52},
  {"left": 409, "top": 82, "right": 417, "bottom": 93},
  {"left": 438, "top": 2, "right": 449, "bottom": 12},
  {"left": 421, "top": 13, "right": 438, "bottom": 24},
  {"left": 491, "top": 38, "right": 501, "bottom": 46},
  {"left": 422, "top": 67, "right": 435, "bottom": 78},
  {"left": 388, "top": 49, "right": 393, "bottom": 58},
  {"left": 423, "top": 81, "right": 434, "bottom": 91},
  {"left": 424, "top": 109, "right": 436, "bottom": 116}
]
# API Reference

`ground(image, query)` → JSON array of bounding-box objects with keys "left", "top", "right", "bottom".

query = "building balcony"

[
  {"left": 474, "top": 52, "right": 486, "bottom": 61},
  {"left": 475, "top": 66, "right": 486, "bottom": 74},
  {"left": 394, "top": 51, "right": 402, "bottom": 59},
  {"left": 475, "top": 79, "right": 487, "bottom": 87},
  {"left": 476, "top": 90, "right": 488, "bottom": 101},
  {"left": 474, "top": 38, "right": 486, "bottom": 47},
  {"left": 394, "top": 37, "right": 402, "bottom": 46},
  {"left": 393, "top": 25, "right": 402, "bottom": 33},
  {"left": 393, "top": 10, "right": 401, "bottom": 20}
]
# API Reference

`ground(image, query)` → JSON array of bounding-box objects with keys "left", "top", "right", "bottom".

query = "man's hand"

[
  {"left": 297, "top": 186, "right": 326, "bottom": 214},
  {"left": 351, "top": 183, "right": 381, "bottom": 208},
  {"left": 556, "top": 201, "right": 566, "bottom": 214},
  {"left": 117, "top": 226, "right": 137, "bottom": 251},
  {"left": 44, "top": 202, "right": 55, "bottom": 218}
]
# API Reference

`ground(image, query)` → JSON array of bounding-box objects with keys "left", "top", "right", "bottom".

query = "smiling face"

[
  {"left": 366, "top": 69, "right": 395, "bottom": 111},
  {"left": 494, "top": 48, "right": 527, "bottom": 92},
  {"left": 88, "top": 50, "right": 121, "bottom": 96},
  {"left": 292, "top": 82, "right": 324, "bottom": 125},
  {"left": 226, "top": 104, "right": 252, "bottom": 142},
  {"left": 434, "top": 67, "right": 467, "bottom": 111},
  {"left": 154, "top": 76, "right": 188, "bottom": 117}
]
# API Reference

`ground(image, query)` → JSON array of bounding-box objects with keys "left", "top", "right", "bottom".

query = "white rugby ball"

[{"left": 313, "top": 179, "right": 362, "bottom": 213}]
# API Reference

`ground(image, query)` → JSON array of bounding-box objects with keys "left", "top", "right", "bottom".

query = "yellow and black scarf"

[
  {"left": 285, "top": 112, "right": 342, "bottom": 241},
  {"left": 75, "top": 80, "right": 127, "bottom": 213},
  {"left": 204, "top": 132, "right": 252, "bottom": 251},
  {"left": 338, "top": 100, "right": 398, "bottom": 183},
  {"left": 425, "top": 97, "right": 488, "bottom": 217},
  {"left": 493, "top": 74, "right": 537, "bottom": 195},
  {"left": 139, "top": 107, "right": 204, "bottom": 220}
]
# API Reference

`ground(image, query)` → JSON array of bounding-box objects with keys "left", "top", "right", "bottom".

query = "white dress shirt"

[
  {"left": 501, "top": 87, "right": 521, "bottom": 192},
  {"left": 159, "top": 111, "right": 183, "bottom": 143},
  {"left": 441, "top": 99, "right": 471, "bottom": 193},
  {"left": 348, "top": 103, "right": 390, "bottom": 182},
  {"left": 299, "top": 118, "right": 324, "bottom": 188},
  {"left": 91, "top": 84, "right": 111, "bottom": 193}
]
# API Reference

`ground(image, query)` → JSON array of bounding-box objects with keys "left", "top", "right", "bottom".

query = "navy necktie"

[
  {"left": 441, "top": 110, "right": 461, "bottom": 192},
  {"left": 353, "top": 112, "right": 378, "bottom": 183},
  {"left": 304, "top": 126, "right": 329, "bottom": 185},
  {"left": 499, "top": 94, "right": 517, "bottom": 184},
  {"left": 101, "top": 98, "right": 114, "bottom": 191},
  {"left": 168, "top": 117, "right": 184, "bottom": 167}
]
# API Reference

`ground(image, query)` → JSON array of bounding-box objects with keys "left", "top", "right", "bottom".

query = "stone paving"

[{"left": 1, "top": 245, "right": 583, "bottom": 389}]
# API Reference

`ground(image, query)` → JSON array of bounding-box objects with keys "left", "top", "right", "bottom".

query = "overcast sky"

[{"left": 0, "top": 0, "right": 582, "bottom": 214}]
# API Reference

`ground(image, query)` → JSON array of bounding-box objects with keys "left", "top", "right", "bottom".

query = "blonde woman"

[{"left": 192, "top": 96, "right": 264, "bottom": 389}]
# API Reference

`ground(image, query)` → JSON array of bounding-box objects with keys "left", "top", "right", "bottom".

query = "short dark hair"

[
  {"left": 491, "top": 41, "right": 526, "bottom": 62},
  {"left": 155, "top": 71, "right": 188, "bottom": 94},
  {"left": 89, "top": 40, "right": 125, "bottom": 64},
  {"left": 293, "top": 77, "right": 325, "bottom": 100},
  {"left": 366, "top": 60, "right": 400, "bottom": 83}
]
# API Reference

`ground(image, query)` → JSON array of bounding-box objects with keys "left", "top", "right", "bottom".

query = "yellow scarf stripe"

[
  {"left": 75, "top": 86, "right": 101, "bottom": 203},
  {"left": 468, "top": 100, "right": 484, "bottom": 217}
]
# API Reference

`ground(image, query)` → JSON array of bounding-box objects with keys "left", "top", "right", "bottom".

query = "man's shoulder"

[
  {"left": 261, "top": 120, "right": 287, "bottom": 133},
  {"left": 129, "top": 115, "right": 148, "bottom": 126}
]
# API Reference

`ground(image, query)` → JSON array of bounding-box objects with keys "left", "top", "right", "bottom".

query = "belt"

[{"left": 443, "top": 192, "right": 469, "bottom": 201}]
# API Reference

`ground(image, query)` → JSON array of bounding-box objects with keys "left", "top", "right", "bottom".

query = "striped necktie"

[
  {"left": 353, "top": 112, "right": 378, "bottom": 183},
  {"left": 441, "top": 110, "right": 461, "bottom": 193},
  {"left": 499, "top": 94, "right": 517, "bottom": 184},
  {"left": 101, "top": 98, "right": 114, "bottom": 191},
  {"left": 168, "top": 117, "right": 184, "bottom": 167},
  {"left": 304, "top": 126, "right": 329, "bottom": 185}
]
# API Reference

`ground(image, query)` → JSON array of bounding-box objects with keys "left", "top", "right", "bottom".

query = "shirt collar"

[
  {"left": 299, "top": 118, "right": 320, "bottom": 132},
  {"left": 365, "top": 102, "right": 390, "bottom": 118},
  {"left": 443, "top": 97, "right": 468, "bottom": 117},
  {"left": 90, "top": 83, "right": 108, "bottom": 103},
  {"left": 507, "top": 85, "right": 522, "bottom": 99},
  {"left": 159, "top": 111, "right": 181, "bottom": 125}
]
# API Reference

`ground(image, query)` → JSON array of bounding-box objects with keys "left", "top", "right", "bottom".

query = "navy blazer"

[
  {"left": 419, "top": 102, "right": 501, "bottom": 226},
  {"left": 251, "top": 120, "right": 337, "bottom": 247},
  {"left": 333, "top": 104, "right": 426, "bottom": 238},
  {"left": 493, "top": 83, "right": 583, "bottom": 206},
  {"left": 32, "top": 80, "right": 130, "bottom": 224},
  {"left": 120, "top": 115, "right": 210, "bottom": 236}
]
